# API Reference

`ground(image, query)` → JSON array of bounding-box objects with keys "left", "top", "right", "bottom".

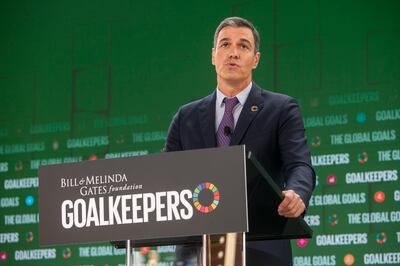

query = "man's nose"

[{"left": 229, "top": 47, "right": 239, "bottom": 58}]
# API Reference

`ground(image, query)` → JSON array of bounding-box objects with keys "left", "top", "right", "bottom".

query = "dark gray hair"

[{"left": 213, "top": 17, "right": 260, "bottom": 53}]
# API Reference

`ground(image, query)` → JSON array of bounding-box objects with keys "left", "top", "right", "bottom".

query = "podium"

[{"left": 39, "top": 145, "right": 312, "bottom": 265}]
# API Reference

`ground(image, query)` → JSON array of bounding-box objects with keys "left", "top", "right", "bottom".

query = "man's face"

[{"left": 212, "top": 26, "right": 260, "bottom": 85}]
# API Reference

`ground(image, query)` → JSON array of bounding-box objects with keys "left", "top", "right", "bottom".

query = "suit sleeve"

[
  {"left": 278, "top": 97, "right": 316, "bottom": 207},
  {"left": 164, "top": 108, "right": 183, "bottom": 152}
]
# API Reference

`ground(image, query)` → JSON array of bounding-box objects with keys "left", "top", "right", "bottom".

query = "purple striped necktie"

[{"left": 216, "top": 97, "right": 239, "bottom": 147}]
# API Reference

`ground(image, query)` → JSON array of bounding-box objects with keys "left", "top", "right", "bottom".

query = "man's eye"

[
  {"left": 241, "top": 44, "right": 249, "bottom": 49},
  {"left": 221, "top": 43, "right": 229, "bottom": 48}
]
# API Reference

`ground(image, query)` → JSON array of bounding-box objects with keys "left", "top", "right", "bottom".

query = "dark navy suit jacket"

[{"left": 165, "top": 82, "right": 315, "bottom": 265}]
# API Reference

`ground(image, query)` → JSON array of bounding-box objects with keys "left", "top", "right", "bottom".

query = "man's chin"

[
  {"left": 219, "top": 73, "right": 242, "bottom": 81},
  {"left": 221, "top": 76, "right": 248, "bottom": 85}
]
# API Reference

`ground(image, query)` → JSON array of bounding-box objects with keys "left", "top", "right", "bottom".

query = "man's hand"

[{"left": 277, "top": 190, "right": 305, "bottom": 218}]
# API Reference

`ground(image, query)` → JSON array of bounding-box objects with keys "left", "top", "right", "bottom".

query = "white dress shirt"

[{"left": 215, "top": 82, "right": 252, "bottom": 132}]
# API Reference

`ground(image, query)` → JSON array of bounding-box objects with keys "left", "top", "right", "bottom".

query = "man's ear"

[
  {"left": 253, "top": 52, "right": 261, "bottom": 69},
  {"left": 212, "top": 48, "right": 216, "bottom": 66}
]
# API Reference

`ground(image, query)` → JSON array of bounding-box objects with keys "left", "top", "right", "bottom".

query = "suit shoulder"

[
  {"left": 259, "top": 87, "right": 293, "bottom": 101},
  {"left": 257, "top": 87, "right": 297, "bottom": 105},
  {"left": 178, "top": 93, "right": 214, "bottom": 114}
]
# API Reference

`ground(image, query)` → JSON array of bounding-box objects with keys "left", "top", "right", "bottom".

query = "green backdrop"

[{"left": 0, "top": 0, "right": 399, "bottom": 265}]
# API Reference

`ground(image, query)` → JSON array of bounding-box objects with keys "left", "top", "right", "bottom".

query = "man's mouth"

[{"left": 226, "top": 62, "right": 239, "bottom": 67}]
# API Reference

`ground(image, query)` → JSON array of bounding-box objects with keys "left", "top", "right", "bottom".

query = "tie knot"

[{"left": 223, "top": 97, "right": 239, "bottom": 113}]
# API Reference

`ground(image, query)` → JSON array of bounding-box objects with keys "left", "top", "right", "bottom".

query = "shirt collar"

[{"left": 216, "top": 81, "right": 253, "bottom": 107}]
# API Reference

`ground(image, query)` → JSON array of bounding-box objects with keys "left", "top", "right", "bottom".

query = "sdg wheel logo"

[
  {"left": 357, "top": 152, "right": 368, "bottom": 164},
  {"left": 193, "top": 182, "right": 220, "bottom": 213},
  {"left": 375, "top": 232, "right": 387, "bottom": 244},
  {"left": 62, "top": 247, "right": 72, "bottom": 259},
  {"left": 310, "top": 136, "right": 321, "bottom": 148}
]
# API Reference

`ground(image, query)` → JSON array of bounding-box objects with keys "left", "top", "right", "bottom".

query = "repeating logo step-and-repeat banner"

[
  {"left": 1, "top": 92, "right": 399, "bottom": 265},
  {"left": 292, "top": 90, "right": 400, "bottom": 266}
]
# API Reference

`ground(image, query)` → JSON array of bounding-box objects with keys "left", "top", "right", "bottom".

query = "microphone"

[{"left": 224, "top": 126, "right": 231, "bottom": 136}]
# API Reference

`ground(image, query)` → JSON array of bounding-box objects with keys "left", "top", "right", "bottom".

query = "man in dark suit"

[{"left": 165, "top": 17, "right": 315, "bottom": 266}]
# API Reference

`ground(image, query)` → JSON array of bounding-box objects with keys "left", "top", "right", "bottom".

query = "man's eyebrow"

[
  {"left": 218, "top": 37, "right": 231, "bottom": 43},
  {"left": 239, "top": 39, "right": 252, "bottom": 46},
  {"left": 218, "top": 37, "right": 253, "bottom": 46}
]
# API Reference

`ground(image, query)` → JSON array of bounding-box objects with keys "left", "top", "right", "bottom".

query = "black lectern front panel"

[{"left": 39, "top": 146, "right": 248, "bottom": 246}]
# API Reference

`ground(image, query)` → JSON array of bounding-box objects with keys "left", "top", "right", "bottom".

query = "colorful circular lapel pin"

[{"left": 251, "top": 105, "right": 258, "bottom": 112}]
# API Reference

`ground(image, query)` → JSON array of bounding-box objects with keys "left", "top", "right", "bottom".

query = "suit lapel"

[
  {"left": 198, "top": 92, "right": 217, "bottom": 148},
  {"left": 230, "top": 84, "right": 264, "bottom": 145}
]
